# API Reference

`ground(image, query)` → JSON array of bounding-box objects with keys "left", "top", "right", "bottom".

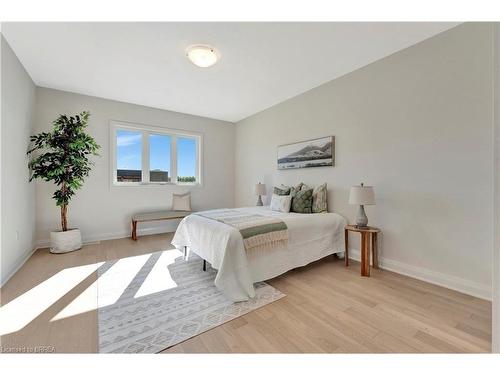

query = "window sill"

[{"left": 112, "top": 182, "right": 200, "bottom": 187}]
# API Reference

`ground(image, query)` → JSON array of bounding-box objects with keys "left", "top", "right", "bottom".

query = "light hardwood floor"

[{"left": 0, "top": 233, "right": 492, "bottom": 353}]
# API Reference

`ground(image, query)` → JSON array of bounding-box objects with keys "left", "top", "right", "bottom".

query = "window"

[
  {"left": 177, "top": 137, "right": 197, "bottom": 183},
  {"left": 111, "top": 121, "right": 201, "bottom": 186},
  {"left": 149, "top": 134, "right": 171, "bottom": 182},
  {"left": 116, "top": 129, "right": 142, "bottom": 182}
]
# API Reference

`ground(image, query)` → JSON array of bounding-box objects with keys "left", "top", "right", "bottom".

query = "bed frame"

[{"left": 184, "top": 245, "right": 207, "bottom": 271}]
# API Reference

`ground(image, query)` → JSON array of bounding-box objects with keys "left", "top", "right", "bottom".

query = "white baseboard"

[
  {"left": 36, "top": 226, "right": 173, "bottom": 249},
  {"left": 0, "top": 247, "right": 37, "bottom": 288},
  {"left": 349, "top": 248, "right": 492, "bottom": 301}
]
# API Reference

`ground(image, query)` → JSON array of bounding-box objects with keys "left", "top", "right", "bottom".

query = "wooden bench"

[{"left": 131, "top": 210, "right": 191, "bottom": 240}]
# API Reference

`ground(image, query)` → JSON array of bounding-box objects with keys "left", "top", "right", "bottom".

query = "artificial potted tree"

[{"left": 28, "top": 111, "right": 100, "bottom": 253}]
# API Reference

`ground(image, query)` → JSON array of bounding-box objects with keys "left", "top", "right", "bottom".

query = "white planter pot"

[{"left": 50, "top": 228, "right": 82, "bottom": 254}]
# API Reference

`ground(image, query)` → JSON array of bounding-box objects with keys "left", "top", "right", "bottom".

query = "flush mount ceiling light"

[{"left": 186, "top": 45, "right": 219, "bottom": 68}]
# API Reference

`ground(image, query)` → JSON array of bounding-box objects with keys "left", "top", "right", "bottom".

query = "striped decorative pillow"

[
  {"left": 312, "top": 183, "right": 328, "bottom": 213},
  {"left": 273, "top": 186, "right": 291, "bottom": 195}
]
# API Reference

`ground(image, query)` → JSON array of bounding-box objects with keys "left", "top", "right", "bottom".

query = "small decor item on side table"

[
  {"left": 344, "top": 225, "right": 381, "bottom": 277},
  {"left": 27, "top": 111, "right": 100, "bottom": 253},
  {"left": 348, "top": 182, "right": 375, "bottom": 227},
  {"left": 255, "top": 182, "right": 267, "bottom": 206}
]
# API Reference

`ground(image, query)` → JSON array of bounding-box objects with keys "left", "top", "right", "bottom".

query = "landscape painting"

[{"left": 277, "top": 136, "right": 334, "bottom": 170}]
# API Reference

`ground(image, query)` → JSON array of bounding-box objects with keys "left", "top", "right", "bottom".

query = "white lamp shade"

[
  {"left": 348, "top": 185, "right": 375, "bottom": 205},
  {"left": 255, "top": 183, "right": 267, "bottom": 196}
]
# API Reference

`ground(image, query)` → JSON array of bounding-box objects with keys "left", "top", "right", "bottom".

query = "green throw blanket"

[{"left": 195, "top": 209, "right": 288, "bottom": 251}]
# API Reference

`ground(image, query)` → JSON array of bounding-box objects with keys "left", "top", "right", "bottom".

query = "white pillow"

[
  {"left": 172, "top": 192, "right": 191, "bottom": 211},
  {"left": 270, "top": 194, "right": 292, "bottom": 213}
]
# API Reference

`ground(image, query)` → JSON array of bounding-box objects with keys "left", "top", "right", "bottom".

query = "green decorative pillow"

[
  {"left": 274, "top": 183, "right": 303, "bottom": 196},
  {"left": 274, "top": 186, "right": 291, "bottom": 195},
  {"left": 290, "top": 186, "right": 299, "bottom": 198},
  {"left": 312, "top": 183, "right": 328, "bottom": 213},
  {"left": 291, "top": 188, "right": 313, "bottom": 213},
  {"left": 289, "top": 183, "right": 304, "bottom": 195}
]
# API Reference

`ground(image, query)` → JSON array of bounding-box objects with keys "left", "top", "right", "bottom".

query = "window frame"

[{"left": 110, "top": 120, "right": 203, "bottom": 187}]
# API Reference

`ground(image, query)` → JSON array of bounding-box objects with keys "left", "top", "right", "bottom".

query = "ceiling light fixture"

[{"left": 186, "top": 45, "right": 219, "bottom": 68}]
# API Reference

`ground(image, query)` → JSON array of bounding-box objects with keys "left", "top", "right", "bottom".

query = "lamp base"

[
  {"left": 256, "top": 195, "right": 263, "bottom": 206},
  {"left": 355, "top": 205, "right": 368, "bottom": 227}
]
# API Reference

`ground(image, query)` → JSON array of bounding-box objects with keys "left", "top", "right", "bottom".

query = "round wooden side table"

[{"left": 344, "top": 225, "right": 381, "bottom": 277}]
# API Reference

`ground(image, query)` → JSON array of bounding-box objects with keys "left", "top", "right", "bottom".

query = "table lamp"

[
  {"left": 348, "top": 182, "right": 375, "bottom": 227},
  {"left": 255, "top": 183, "right": 267, "bottom": 206}
]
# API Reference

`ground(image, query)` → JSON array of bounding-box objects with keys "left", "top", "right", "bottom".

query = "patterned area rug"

[{"left": 97, "top": 249, "right": 285, "bottom": 353}]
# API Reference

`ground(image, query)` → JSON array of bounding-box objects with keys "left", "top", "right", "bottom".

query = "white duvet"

[{"left": 171, "top": 206, "right": 347, "bottom": 301}]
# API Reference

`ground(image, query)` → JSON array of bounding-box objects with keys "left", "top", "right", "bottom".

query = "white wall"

[
  {"left": 235, "top": 23, "right": 493, "bottom": 299},
  {"left": 34, "top": 88, "right": 235, "bottom": 245},
  {"left": 492, "top": 22, "right": 500, "bottom": 353},
  {"left": 0, "top": 35, "right": 36, "bottom": 286}
]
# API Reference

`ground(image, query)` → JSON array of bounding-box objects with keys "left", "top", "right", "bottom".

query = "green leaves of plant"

[{"left": 27, "top": 111, "right": 100, "bottom": 207}]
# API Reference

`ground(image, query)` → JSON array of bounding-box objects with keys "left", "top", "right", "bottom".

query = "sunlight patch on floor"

[
  {"left": 0, "top": 262, "right": 103, "bottom": 336},
  {"left": 52, "top": 253, "right": 151, "bottom": 321},
  {"left": 134, "top": 249, "right": 182, "bottom": 298}
]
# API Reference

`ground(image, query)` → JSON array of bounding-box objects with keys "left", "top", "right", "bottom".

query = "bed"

[{"left": 171, "top": 206, "right": 347, "bottom": 301}]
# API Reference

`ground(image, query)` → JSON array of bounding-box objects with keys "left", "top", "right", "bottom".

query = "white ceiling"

[{"left": 2, "top": 22, "right": 459, "bottom": 122}]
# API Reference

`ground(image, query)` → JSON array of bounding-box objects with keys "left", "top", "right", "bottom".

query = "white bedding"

[{"left": 171, "top": 206, "right": 347, "bottom": 301}]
